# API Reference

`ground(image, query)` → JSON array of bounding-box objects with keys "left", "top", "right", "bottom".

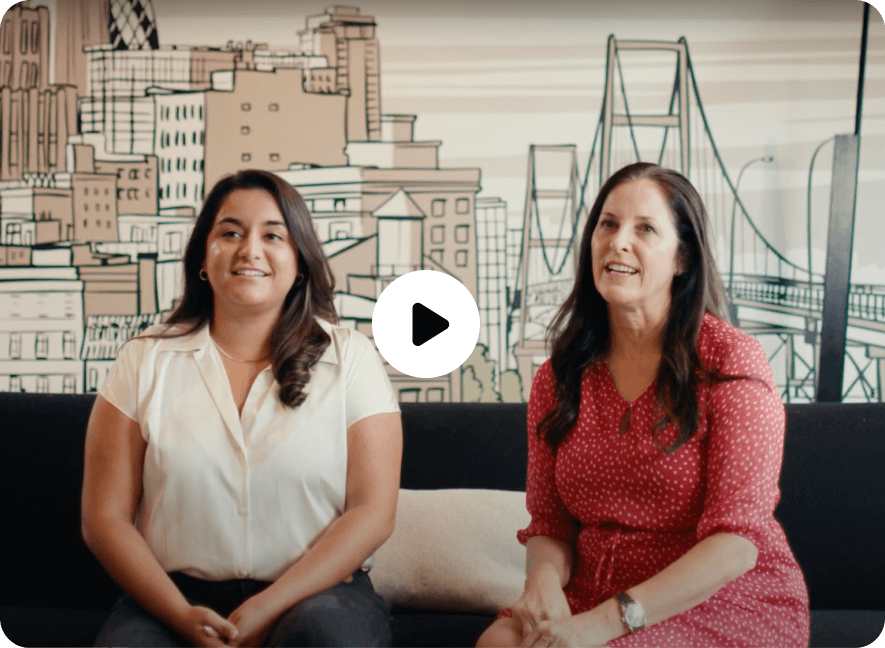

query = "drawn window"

[
  {"left": 10, "top": 376, "right": 22, "bottom": 393},
  {"left": 430, "top": 249, "right": 443, "bottom": 265},
  {"left": 36, "top": 376, "right": 49, "bottom": 394},
  {"left": 63, "top": 332, "right": 76, "bottom": 359},
  {"left": 330, "top": 221, "right": 351, "bottom": 239},
  {"left": 431, "top": 225, "right": 444, "bottom": 244},
  {"left": 398, "top": 388, "right": 420, "bottom": 403},
  {"left": 175, "top": 106, "right": 180, "bottom": 120},
  {"left": 431, "top": 199, "right": 445, "bottom": 217},
  {"left": 455, "top": 250, "right": 468, "bottom": 267},
  {"left": 63, "top": 375, "right": 76, "bottom": 394},
  {"left": 241, "top": 102, "right": 251, "bottom": 111},
  {"left": 456, "top": 198, "right": 469, "bottom": 214},
  {"left": 9, "top": 334, "right": 22, "bottom": 359},
  {"left": 192, "top": 132, "right": 197, "bottom": 144},
  {"left": 334, "top": 198, "right": 345, "bottom": 212},
  {"left": 88, "top": 368, "right": 99, "bottom": 392},
  {"left": 268, "top": 103, "right": 279, "bottom": 112},
  {"left": 426, "top": 388, "right": 444, "bottom": 403},
  {"left": 127, "top": 188, "right": 138, "bottom": 199},
  {"left": 163, "top": 231, "right": 183, "bottom": 254},
  {"left": 20, "top": 62, "right": 28, "bottom": 86},
  {"left": 35, "top": 333, "right": 49, "bottom": 359},
  {"left": 20, "top": 21, "right": 27, "bottom": 55},
  {"left": 6, "top": 222, "right": 21, "bottom": 244},
  {"left": 2, "top": 23, "right": 9, "bottom": 54},
  {"left": 241, "top": 126, "right": 250, "bottom": 135},
  {"left": 269, "top": 153, "right": 279, "bottom": 162},
  {"left": 455, "top": 224, "right": 469, "bottom": 244}
]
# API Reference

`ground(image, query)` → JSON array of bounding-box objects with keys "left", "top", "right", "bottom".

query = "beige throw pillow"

[{"left": 371, "top": 488, "right": 529, "bottom": 614}]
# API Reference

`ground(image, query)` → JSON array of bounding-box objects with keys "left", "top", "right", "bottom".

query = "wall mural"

[{"left": 0, "top": 0, "right": 883, "bottom": 403}]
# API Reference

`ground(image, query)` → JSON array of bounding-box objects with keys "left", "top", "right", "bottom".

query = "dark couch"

[{"left": 1, "top": 394, "right": 883, "bottom": 647}]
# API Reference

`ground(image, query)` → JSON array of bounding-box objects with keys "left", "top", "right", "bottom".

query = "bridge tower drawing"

[{"left": 511, "top": 35, "right": 885, "bottom": 402}]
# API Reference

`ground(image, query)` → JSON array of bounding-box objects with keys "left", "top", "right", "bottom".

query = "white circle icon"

[{"left": 372, "top": 270, "right": 480, "bottom": 379}]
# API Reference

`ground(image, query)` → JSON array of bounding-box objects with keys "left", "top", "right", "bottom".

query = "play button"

[
  {"left": 372, "top": 270, "right": 480, "bottom": 378},
  {"left": 412, "top": 303, "right": 448, "bottom": 346}
]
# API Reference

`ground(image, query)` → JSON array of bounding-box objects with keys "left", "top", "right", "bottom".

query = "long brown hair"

[
  {"left": 159, "top": 169, "right": 337, "bottom": 409},
  {"left": 540, "top": 162, "right": 739, "bottom": 454}
]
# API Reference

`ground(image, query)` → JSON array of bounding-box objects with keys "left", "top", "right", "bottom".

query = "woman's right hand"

[
  {"left": 178, "top": 604, "right": 240, "bottom": 647},
  {"left": 511, "top": 563, "right": 572, "bottom": 638}
]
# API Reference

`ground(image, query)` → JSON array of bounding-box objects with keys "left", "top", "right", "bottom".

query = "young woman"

[
  {"left": 82, "top": 169, "right": 402, "bottom": 647},
  {"left": 478, "top": 163, "right": 809, "bottom": 647}
]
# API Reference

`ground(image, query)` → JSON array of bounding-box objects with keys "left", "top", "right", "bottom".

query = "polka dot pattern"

[{"left": 517, "top": 313, "right": 810, "bottom": 647}]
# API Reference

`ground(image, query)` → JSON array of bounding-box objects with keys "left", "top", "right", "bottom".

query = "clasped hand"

[
  {"left": 186, "top": 596, "right": 272, "bottom": 648},
  {"left": 513, "top": 567, "right": 605, "bottom": 648}
]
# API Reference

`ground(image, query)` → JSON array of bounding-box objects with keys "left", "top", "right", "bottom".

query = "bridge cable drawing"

[{"left": 511, "top": 35, "right": 885, "bottom": 402}]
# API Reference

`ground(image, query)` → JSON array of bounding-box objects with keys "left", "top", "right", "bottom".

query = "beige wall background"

[{"left": 1, "top": 0, "right": 883, "bottom": 401}]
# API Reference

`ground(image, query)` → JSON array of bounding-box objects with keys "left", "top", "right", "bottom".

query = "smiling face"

[
  {"left": 203, "top": 188, "right": 299, "bottom": 317},
  {"left": 590, "top": 178, "right": 684, "bottom": 319}
]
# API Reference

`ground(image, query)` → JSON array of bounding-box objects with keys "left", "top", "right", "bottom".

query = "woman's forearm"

[
  {"left": 578, "top": 532, "right": 758, "bottom": 645},
  {"left": 525, "top": 535, "right": 575, "bottom": 587},
  {"left": 83, "top": 516, "right": 193, "bottom": 632},
  {"left": 251, "top": 501, "right": 394, "bottom": 621}
]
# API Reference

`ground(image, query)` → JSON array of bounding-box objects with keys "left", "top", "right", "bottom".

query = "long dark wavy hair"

[
  {"left": 157, "top": 169, "right": 337, "bottom": 409},
  {"left": 539, "top": 162, "right": 741, "bottom": 454}
]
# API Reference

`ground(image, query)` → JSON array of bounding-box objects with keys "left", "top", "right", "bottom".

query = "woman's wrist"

[{"left": 589, "top": 597, "right": 630, "bottom": 645}]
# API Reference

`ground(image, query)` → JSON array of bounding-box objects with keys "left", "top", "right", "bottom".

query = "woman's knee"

[
  {"left": 476, "top": 616, "right": 522, "bottom": 648},
  {"left": 266, "top": 577, "right": 392, "bottom": 647},
  {"left": 93, "top": 595, "right": 187, "bottom": 647}
]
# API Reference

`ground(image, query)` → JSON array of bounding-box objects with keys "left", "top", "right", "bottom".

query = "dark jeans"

[{"left": 93, "top": 569, "right": 392, "bottom": 647}]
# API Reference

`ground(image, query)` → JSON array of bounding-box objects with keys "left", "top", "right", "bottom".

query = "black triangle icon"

[{"left": 412, "top": 302, "right": 449, "bottom": 347}]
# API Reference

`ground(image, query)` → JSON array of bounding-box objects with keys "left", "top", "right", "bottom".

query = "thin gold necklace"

[{"left": 212, "top": 337, "right": 270, "bottom": 364}]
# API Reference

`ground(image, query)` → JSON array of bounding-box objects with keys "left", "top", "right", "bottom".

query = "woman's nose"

[
  {"left": 610, "top": 227, "right": 631, "bottom": 251},
  {"left": 238, "top": 234, "right": 262, "bottom": 259}
]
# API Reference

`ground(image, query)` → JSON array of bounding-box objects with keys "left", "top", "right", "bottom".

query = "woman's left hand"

[
  {"left": 520, "top": 614, "right": 607, "bottom": 648},
  {"left": 226, "top": 595, "right": 277, "bottom": 647}
]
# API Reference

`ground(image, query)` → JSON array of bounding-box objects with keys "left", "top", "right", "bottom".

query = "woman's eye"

[
  {"left": 221, "top": 230, "right": 239, "bottom": 238},
  {"left": 641, "top": 224, "right": 656, "bottom": 234},
  {"left": 266, "top": 233, "right": 283, "bottom": 241},
  {"left": 600, "top": 219, "right": 615, "bottom": 229}
]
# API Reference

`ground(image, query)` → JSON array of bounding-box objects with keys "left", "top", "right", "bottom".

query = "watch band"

[{"left": 615, "top": 592, "right": 647, "bottom": 633}]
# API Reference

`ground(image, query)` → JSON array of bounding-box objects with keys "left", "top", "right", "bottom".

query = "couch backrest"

[{"left": 1, "top": 393, "right": 883, "bottom": 612}]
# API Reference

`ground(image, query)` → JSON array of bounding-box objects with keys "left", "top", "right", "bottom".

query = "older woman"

[
  {"left": 478, "top": 163, "right": 809, "bottom": 647},
  {"left": 82, "top": 170, "right": 402, "bottom": 647}
]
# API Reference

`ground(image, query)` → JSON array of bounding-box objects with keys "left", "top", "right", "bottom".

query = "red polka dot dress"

[{"left": 518, "top": 313, "right": 810, "bottom": 647}]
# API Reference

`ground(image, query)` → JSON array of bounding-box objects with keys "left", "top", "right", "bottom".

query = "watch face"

[{"left": 624, "top": 603, "right": 645, "bottom": 628}]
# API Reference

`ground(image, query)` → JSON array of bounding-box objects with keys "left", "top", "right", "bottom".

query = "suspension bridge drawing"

[{"left": 510, "top": 36, "right": 885, "bottom": 403}]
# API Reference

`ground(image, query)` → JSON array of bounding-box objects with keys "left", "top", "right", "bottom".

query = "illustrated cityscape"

[{"left": 1, "top": 0, "right": 883, "bottom": 403}]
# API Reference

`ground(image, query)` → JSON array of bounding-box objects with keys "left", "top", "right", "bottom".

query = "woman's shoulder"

[
  {"left": 698, "top": 312, "right": 767, "bottom": 374},
  {"left": 315, "top": 318, "right": 374, "bottom": 364}
]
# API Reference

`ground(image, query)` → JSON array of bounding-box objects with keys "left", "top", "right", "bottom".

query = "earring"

[{"left": 199, "top": 269, "right": 208, "bottom": 281}]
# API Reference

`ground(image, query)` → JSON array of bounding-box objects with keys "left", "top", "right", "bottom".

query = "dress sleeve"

[
  {"left": 697, "top": 335, "right": 785, "bottom": 549},
  {"left": 343, "top": 330, "right": 400, "bottom": 429},
  {"left": 97, "top": 337, "right": 145, "bottom": 423},
  {"left": 517, "top": 361, "right": 579, "bottom": 546}
]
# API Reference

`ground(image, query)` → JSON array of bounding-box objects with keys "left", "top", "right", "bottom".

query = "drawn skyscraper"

[
  {"left": 109, "top": 0, "right": 160, "bottom": 51},
  {"left": 55, "top": 0, "right": 111, "bottom": 95}
]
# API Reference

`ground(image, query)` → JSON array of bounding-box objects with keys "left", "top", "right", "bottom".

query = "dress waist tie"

[{"left": 591, "top": 524, "right": 622, "bottom": 608}]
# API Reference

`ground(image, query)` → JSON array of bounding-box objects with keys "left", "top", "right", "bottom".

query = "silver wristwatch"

[{"left": 615, "top": 592, "right": 647, "bottom": 633}]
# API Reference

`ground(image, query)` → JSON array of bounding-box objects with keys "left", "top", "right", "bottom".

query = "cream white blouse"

[{"left": 99, "top": 318, "right": 400, "bottom": 582}]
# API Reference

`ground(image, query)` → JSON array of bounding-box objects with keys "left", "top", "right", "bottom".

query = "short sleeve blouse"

[{"left": 99, "top": 318, "right": 399, "bottom": 582}]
